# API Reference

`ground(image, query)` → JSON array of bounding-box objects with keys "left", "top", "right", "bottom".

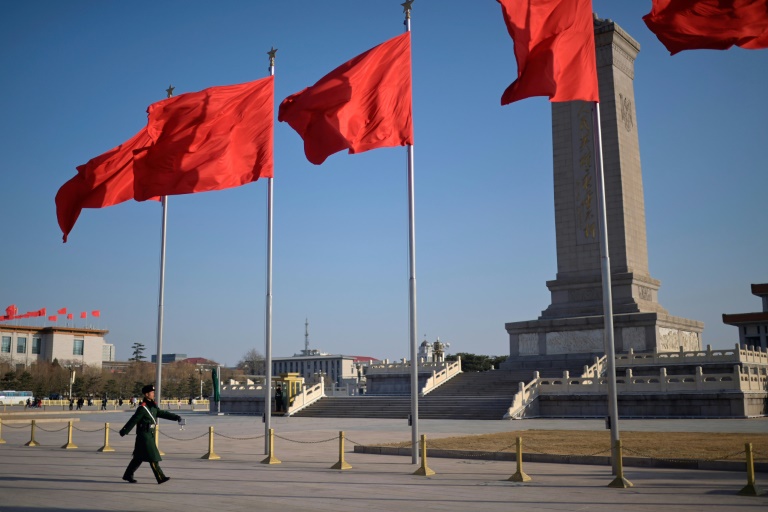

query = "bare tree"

[{"left": 237, "top": 349, "right": 265, "bottom": 375}]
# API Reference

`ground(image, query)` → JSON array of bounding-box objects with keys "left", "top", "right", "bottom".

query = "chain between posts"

[
  {"left": 2, "top": 420, "right": 763, "bottom": 466},
  {"left": 273, "top": 433, "right": 338, "bottom": 444},
  {"left": 35, "top": 424, "right": 69, "bottom": 433}
]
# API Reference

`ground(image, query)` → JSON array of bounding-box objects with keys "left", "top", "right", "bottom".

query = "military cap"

[{"left": 141, "top": 384, "right": 155, "bottom": 395}]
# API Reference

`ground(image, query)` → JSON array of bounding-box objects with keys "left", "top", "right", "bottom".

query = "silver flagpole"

[
  {"left": 154, "top": 85, "right": 174, "bottom": 404},
  {"left": 264, "top": 47, "right": 277, "bottom": 453},
  {"left": 592, "top": 101, "right": 621, "bottom": 474},
  {"left": 402, "top": 0, "right": 419, "bottom": 465}
]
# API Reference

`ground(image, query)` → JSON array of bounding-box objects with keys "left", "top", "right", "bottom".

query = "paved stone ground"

[{"left": 0, "top": 412, "right": 766, "bottom": 511}]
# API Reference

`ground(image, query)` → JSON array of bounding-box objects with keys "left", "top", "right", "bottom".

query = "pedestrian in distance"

[
  {"left": 275, "top": 385, "right": 284, "bottom": 412},
  {"left": 119, "top": 384, "right": 182, "bottom": 484}
]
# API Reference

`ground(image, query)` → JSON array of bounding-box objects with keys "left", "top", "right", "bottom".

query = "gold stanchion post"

[
  {"left": 201, "top": 426, "right": 221, "bottom": 460},
  {"left": 98, "top": 422, "right": 114, "bottom": 452},
  {"left": 607, "top": 440, "right": 633, "bottom": 488},
  {"left": 738, "top": 443, "right": 760, "bottom": 496},
  {"left": 508, "top": 436, "right": 531, "bottom": 482},
  {"left": 62, "top": 420, "right": 78, "bottom": 449},
  {"left": 24, "top": 420, "right": 39, "bottom": 447},
  {"left": 0, "top": 420, "right": 6, "bottom": 444},
  {"left": 261, "top": 428, "right": 281, "bottom": 464},
  {"left": 413, "top": 434, "right": 435, "bottom": 476},
  {"left": 330, "top": 431, "right": 352, "bottom": 470}
]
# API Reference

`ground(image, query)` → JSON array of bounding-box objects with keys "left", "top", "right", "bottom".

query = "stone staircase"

[{"left": 292, "top": 370, "right": 559, "bottom": 420}]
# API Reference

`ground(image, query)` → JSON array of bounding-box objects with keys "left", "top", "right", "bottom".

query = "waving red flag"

[
  {"left": 5, "top": 305, "right": 17, "bottom": 317},
  {"left": 497, "top": 0, "right": 599, "bottom": 104},
  {"left": 643, "top": 0, "right": 768, "bottom": 55},
  {"left": 80, "top": 312, "right": 87, "bottom": 319},
  {"left": 57, "top": 307, "right": 67, "bottom": 315},
  {"left": 48, "top": 315, "right": 58, "bottom": 322},
  {"left": 133, "top": 76, "right": 274, "bottom": 201},
  {"left": 56, "top": 128, "right": 155, "bottom": 243},
  {"left": 92, "top": 310, "right": 101, "bottom": 317},
  {"left": 67, "top": 313, "right": 74, "bottom": 320},
  {"left": 278, "top": 32, "right": 413, "bottom": 165}
]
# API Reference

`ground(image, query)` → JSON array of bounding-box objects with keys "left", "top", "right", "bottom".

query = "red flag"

[
  {"left": 39, "top": 308, "right": 46, "bottom": 317},
  {"left": 278, "top": 32, "right": 413, "bottom": 165},
  {"left": 67, "top": 313, "right": 74, "bottom": 320},
  {"left": 5, "top": 305, "right": 17, "bottom": 317},
  {"left": 48, "top": 315, "right": 58, "bottom": 322},
  {"left": 57, "top": 307, "right": 67, "bottom": 315},
  {"left": 133, "top": 76, "right": 274, "bottom": 201},
  {"left": 55, "top": 128, "right": 156, "bottom": 243},
  {"left": 92, "top": 310, "right": 101, "bottom": 317},
  {"left": 0, "top": 315, "right": 8, "bottom": 321},
  {"left": 80, "top": 312, "right": 87, "bottom": 319},
  {"left": 497, "top": 0, "right": 599, "bottom": 104},
  {"left": 643, "top": 0, "right": 768, "bottom": 55}
]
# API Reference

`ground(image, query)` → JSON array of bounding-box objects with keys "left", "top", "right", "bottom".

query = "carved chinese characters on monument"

[{"left": 573, "top": 102, "right": 597, "bottom": 244}]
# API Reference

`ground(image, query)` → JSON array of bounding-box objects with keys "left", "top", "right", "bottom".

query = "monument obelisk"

[{"left": 504, "top": 17, "right": 703, "bottom": 368}]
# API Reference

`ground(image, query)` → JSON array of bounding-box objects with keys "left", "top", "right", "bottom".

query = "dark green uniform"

[{"left": 119, "top": 399, "right": 180, "bottom": 483}]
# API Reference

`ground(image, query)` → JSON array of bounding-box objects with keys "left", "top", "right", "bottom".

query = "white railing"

[
  {"left": 286, "top": 381, "right": 325, "bottom": 416},
  {"left": 505, "top": 344, "right": 768, "bottom": 420},
  {"left": 420, "top": 358, "right": 462, "bottom": 396},
  {"left": 366, "top": 359, "right": 455, "bottom": 374},
  {"left": 532, "top": 365, "right": 767, "bottom": 394},
  {"left": 616, "top": 343, "right": 768, "bottom": 367},
  {"left": 504, "top": 372, "right": 541, "bottom": 420}
]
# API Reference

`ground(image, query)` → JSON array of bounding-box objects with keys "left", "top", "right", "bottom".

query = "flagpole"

[
  {"left": 154, "top": 85, "right": 174, "bottom": 403},
  {"left": 401, "top": 0, "right": 419, "bottom": 465},
  {"left": 592, "top": 101, "right": 621, "bottom": 473},
  {"left": 264, "top": 47, "right": 277, "bottom": 453}
]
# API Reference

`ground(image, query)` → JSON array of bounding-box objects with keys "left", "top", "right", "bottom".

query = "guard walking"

[{"left": 119, "top": 384, "right": 182, "bottom": 484}]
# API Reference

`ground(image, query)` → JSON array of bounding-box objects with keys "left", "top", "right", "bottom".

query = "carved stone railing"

[
  {"left": 615, "top": 343, "right": 768, "bottom": 367},
  {"left": 286, "top": 380, "right": 325, "bottom": 416},
  {"left": 366, "top": 359, "right": 455, "bottom": 375},
  {"left": 506, "top": 362, "right": 767, "bottom": 419},
  {"left": 420, "top": 358, "right": 462, "bottom": 396}
]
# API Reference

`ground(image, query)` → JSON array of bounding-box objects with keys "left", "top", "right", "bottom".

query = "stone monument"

[{"left": 503, "top": 17, "right": 703, "bottom": 369}]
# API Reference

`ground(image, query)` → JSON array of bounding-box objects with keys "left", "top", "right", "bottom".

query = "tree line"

[{"left": 0, "top": 359, "right": 235, "bottom": 400}]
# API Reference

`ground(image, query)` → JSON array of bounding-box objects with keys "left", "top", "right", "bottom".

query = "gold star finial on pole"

[
  {"left": 267, "top": 47, "right": 278, "bottom": 67},
  {"left": 401, "top": 0, "right": 414, "bottom": 19},
  {"left": 166, "top": 84, "right": 174, "bottom": 98}
]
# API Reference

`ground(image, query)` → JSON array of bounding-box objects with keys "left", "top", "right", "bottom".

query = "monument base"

[{"left": 503, "top": 312, "right": 704, "bottom": 364}]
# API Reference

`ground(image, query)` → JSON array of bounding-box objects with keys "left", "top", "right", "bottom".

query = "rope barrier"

[
  {"left": 623, "top": 445, "right": 746, "bottom": 463},
  {"left": 213, "top": 432, "right": 265, "bottom": 441}
]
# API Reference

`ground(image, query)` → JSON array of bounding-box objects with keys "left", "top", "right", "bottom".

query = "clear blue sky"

[{"left": 1, "top": 1, "right": 765, "bottom": 366}]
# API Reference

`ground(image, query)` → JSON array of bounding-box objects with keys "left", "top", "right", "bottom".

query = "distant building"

[
  {"left": 723, "top": 283, "right": 768, "bottom": 351},
  {"left": 272, "top": 348, "right": 379, "bottom": 390},
  {"left": 0, "top": 325, "right": 110, "bottom": 369},
  {"left": 151, "top": 353, "right": 188, "bottom": 363}
]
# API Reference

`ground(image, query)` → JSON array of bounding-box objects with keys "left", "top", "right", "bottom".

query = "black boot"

[
  {"left": 150, "top": 462, "right": 170, "bottom": 484},
  {"left": 123, "top": 457, "right": 141, "bottom": 483}
]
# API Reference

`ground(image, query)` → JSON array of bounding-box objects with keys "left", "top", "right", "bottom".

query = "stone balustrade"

[
  {"left": 367, "top": 358, "right": 457, "bottom": 375},
  {"left": 420, "top": 359, "right": 463, "bottom": 396},
  {"left": 286, "top": 380, "right": 325, "bottom": 416},
  {"left": 615, "top": 343, "right": 768, "bottom": 367}
]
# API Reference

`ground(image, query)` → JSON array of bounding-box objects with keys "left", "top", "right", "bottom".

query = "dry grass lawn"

[{"left": 379, "top": 430, "right": 768, "bottom": 462}]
